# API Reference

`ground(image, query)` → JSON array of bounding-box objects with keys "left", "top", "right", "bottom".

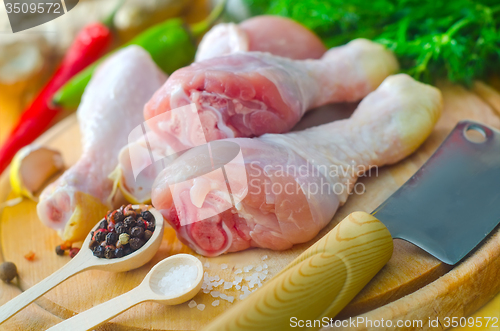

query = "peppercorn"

[
  {"left": 69, "top": 248, "right": 80, "bottom": 258},
  {"left": 141, "top": 210, "right": 154, "bottom": 222},
  {"left": 123, "top": 216, "right": 136, "bottom": 228},
  {"left": 114, "top": 247, "right": 124, "bottom": 258},
  {"left": 94, "top": 230, "right": 108, "bottom": 243},
  {"left": 104, "top": 246, "right": 115, "bottom": 259},
  {"left": 107, "top": 222, "right": 116, "bottom": 232},
  {"left": 115, "top": 222, "right": 127, "bottom": 234},
  {"left": 55, "top": 245, "right": 65, "bottom": 256},
  {"left": 88, "top": 240, "right": 99, "bottom": 250},
  {"left": 129, "top": 237, "right": 145, "bottom": 251},
  {"left": 105, "top": 232, "right": 119, "bottom": 245},
  {"left": 124, "top": 204, "right": 136, "bottom": 217},
  {"left": 93, "top": 245, "right": 105, "bottom": 258},
  {"left": 119, "top": 233, "right": 130, "bottom": 245},
  {"left": 98, "top": 219, "right": 108, "bottom": 230},
  {"left": 135, "top": 217, "right": 146, "bottom": 229},
  {"left": 0, "top": 262, "right": 17, "bottom": 283},
  {"left": 60, "top": 241, "right": 72, "bottom": 250},
  {"left": 113, "top": 210, "right": 125, "bottom": 223},
  {"left": 124, "top": 246, "right": 132, "bottom": 256},
  {"left": 146, "top": 221, "right": 155, "bottom": 232},
  {"left": 130, "top": 226, "right": 145, "bottom": 239},
  {"left": 144, "top": 230, "right": 153, "bottom": 241}
]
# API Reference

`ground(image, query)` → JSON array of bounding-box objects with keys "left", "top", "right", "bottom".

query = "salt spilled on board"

[{"left": 158, "top": 264, "right": 198, "bottom": 296}]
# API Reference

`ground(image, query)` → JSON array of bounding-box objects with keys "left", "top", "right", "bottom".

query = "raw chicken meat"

[
  {"left": 115, "top": 36, "right": 393, "bottom": 204},
  {"left": 195, "top": 15, "right": 327, "bottom": 62},
  {"left": 151, "top": 74, "right": 443, "bottom": 256},
  {"left": 37, "top": 46, "right": 166, "bottom": 241},
  {"left": 144, "top": 39, "right": 398, "bottom": 153},
  {"left": 110, "top": 126, "right": 177, "bottom": 204}
]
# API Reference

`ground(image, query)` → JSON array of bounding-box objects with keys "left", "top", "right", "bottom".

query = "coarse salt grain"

[
  {"left": 221, "top": 264, "right": 228, "bottom": 269},
  {"left": 204, "top": 262, "right": 210, "bottom": 268},
  {"left": 256, "top": 265, "right": 263, "bottom": 272},
  {"left": 212, "top": 300, "right": 220, "bottom": 307},
  {"left": 188, "top": 300, "right": 197, "bottom": 308},
  {"left": 224, "top": 282, "right": 233, "bottom": 290},
  {"left": 243, "top": 265, "right": 253, "bottom": 272},
  {"left": 236, "top": 285, "right": 241, "bottom": 290},
  {"left": 220, "top": 294, "right": 235, "bottom": 303},
  {"left": 211, "top": 291, "right": 220, "bottom": 298},
  {"left": 197, "top": 304, "right": 205, "bottom": 311},
  {"left": 234, "top": 269, "right": 242, "bottom": 274},
  {"left": 261, "top": 255, "right": 268, "bottom": 260},
  {"left": 158, "top": 264, "right": 198, "bottom": 296}
]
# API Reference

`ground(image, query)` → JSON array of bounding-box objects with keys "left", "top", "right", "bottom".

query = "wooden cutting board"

[{"left": 1, "top": 81, "right": 500, "bottom": 330}]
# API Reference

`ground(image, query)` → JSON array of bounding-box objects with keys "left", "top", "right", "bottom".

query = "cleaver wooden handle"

[{"left": 202, "top": 212, "right": 393, "bottom": 331}]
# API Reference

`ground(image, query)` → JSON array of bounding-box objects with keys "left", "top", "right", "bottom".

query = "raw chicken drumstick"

[
  {"left": 112, "top": 16, "right": 331, "bottom": 204},
  {"left": 144, "top": 38, "right": 398, "bottom": 153},
  {"left": 114, "top": 39, "right": 397, "bottom": 204},
  {"left": 37, "top": 46, "right": 166, "bottom": 241},
  {"left": 195, "top": 15, "right": 327, "bottom": 61},
  {"left": 151, "top": 74, "right": 443, "bottom": 256}
]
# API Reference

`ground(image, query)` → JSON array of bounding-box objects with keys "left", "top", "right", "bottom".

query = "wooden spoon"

[
  {"left": 0, "top": 206, "right": 165, "bottom": 325},
  {"left": 47, "top": 253, "right": 203, "bottom": 331}
]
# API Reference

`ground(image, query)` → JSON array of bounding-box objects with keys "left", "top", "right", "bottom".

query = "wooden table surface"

[{"left": 1, "top": 79, "right": 500, "bottom": 329}]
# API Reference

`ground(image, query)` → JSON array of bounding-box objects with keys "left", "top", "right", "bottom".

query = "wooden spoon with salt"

[
  {"left": 0, "top": 206, "right": 165, "bottom": 325},
  {"left": 47, "top": 253, "right": 204, "bottom": 331}
]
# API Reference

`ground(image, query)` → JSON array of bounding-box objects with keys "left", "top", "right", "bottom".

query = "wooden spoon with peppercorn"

[
  {"left": 47, "top": 254, "right": 203, "bottom": 331},
  {"left": 0, "top": 205, "right": 165, "bottom": 325}
]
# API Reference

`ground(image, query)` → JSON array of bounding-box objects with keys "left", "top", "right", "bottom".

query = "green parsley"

[{"left": 244, "top": 0, "right": 500, "bottom": 85}]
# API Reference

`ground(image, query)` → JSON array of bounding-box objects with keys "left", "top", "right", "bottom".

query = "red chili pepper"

[{"left": 0, "top": 22, "right": 113, "bottom": 173}]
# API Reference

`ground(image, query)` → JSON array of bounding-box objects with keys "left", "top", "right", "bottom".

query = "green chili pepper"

[{"left": 53, "top": 1, "right": 226, "bottom": 110}]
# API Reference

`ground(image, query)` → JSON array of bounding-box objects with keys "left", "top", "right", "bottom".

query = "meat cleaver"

[{"left": 202, "top": 120, "right": 500, "bottom": 331}]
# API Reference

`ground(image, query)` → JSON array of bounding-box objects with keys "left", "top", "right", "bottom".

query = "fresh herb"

[{"left": 245, "top": 0, "right": 500, "bottom": 85}]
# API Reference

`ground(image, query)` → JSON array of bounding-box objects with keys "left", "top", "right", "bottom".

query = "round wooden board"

[{"left": 1, "top": 81, "right": 500, "bottom": 330}]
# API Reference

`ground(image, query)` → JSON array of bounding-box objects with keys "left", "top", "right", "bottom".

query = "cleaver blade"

[{"left": 373, "top": 120, "right": 500, "bottom": 265}]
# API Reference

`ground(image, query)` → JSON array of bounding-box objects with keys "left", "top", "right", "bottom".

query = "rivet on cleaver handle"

[
  {"left": 202, "top": 121, "right": 500, "bottom": 331},
  {"left": 373, "top": 120, "right": 500, "bottom": 265}
]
